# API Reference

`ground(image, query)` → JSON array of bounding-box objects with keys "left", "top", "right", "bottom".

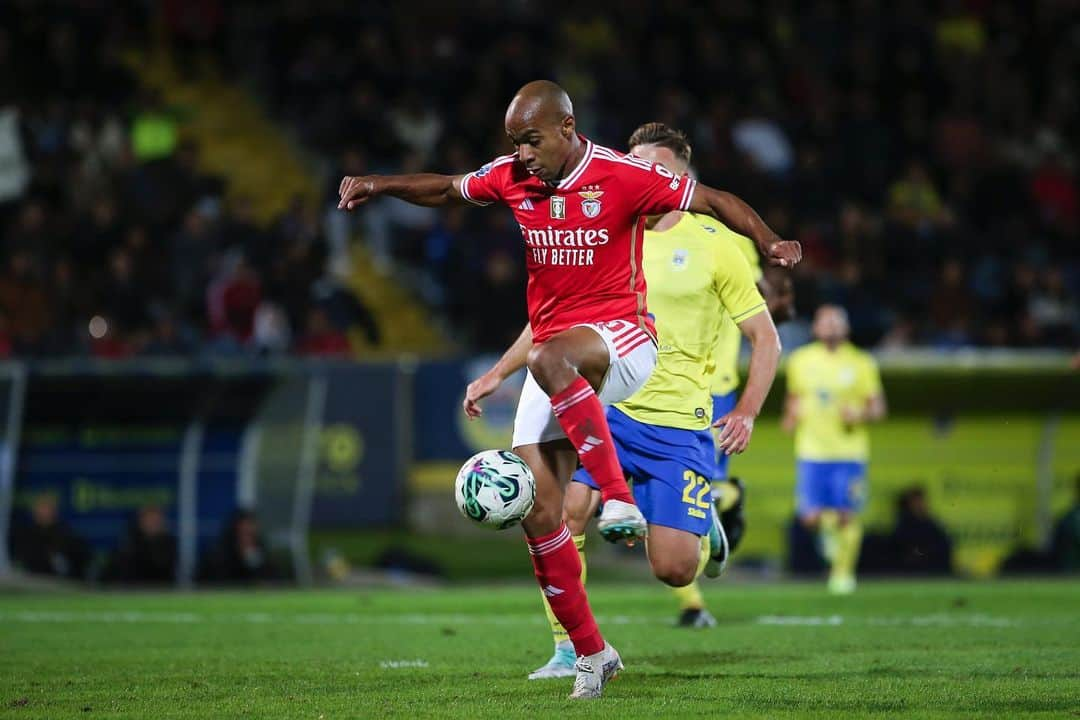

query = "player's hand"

[
  {"left": 463, "top": 369, "right": 503, "bottom": 419},
  {"left": 338, "top": 176, "right": 377, "bottom": 211},
  {"left": 713, "top": 411, "right": 755, "bottom": 455},
  {"left": 841, "top": 406, "right": 863, "bottom": 428},
  {"left": 766, "top": 240, "right": 802, "bottom": 268}
]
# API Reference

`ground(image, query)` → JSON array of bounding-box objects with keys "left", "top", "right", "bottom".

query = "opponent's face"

[
  {"left": 813, "top": 306, "right": 850, "bottom": 344},
  {"left": 505, "top": 102, "right": 576, "bottom": 183},
  {"left": 629, "top": 144, "right": 688, "bottom": 176}
]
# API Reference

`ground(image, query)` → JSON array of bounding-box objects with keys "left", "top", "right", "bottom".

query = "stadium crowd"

[
  {"left": 0, "top": 2, "right": 371, "bottom": 359},
  {"left": 254, "top": 0, "right": 1078, "bottom": 351},
  {"left": 1, "top": 1, "right": 1077, "bottom": 356}
]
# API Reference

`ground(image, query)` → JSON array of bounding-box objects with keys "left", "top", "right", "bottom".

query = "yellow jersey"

[
  {"left": 616, "top": 213, "right": 766, "bottom": 430},
  {"left": 786, "top": 341, "right": 883, "bottom": 461},
  {"left": 706, "top": 218, "right": 763, "bottom": 396}
]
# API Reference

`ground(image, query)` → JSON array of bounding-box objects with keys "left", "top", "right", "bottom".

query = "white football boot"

[
  {"left": 568, "top": 642, "right": 624, "bottom": 699},
  {"left": 597, "top": 499, "right": 647, "bottom": 543}
]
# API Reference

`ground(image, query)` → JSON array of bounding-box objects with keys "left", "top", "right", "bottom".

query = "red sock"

[
  {"left": 528, "top": 524, "right": 604, "bottom": 656},
  {"left": 550, "top": 376, "right": 633, "bottom": 504}
]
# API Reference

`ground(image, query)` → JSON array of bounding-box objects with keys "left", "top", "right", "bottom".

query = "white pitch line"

[{"left": 0, "top": 611, "right": 1031, "bottom": 628}]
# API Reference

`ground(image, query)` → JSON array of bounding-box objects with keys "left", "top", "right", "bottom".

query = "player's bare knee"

[
  {"left": 526, "top": 343, "right": 573, "bottom": 393},
  {"left": 523, "top": 495, "right": 562, "bottom": 536},
  {"left": 651, "top": 557, "right": 697, "bottom": 587}
]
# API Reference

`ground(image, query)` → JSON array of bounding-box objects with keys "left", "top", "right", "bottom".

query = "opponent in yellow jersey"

[{"left": 782, "top": 305, "right": 887, "bottom": 595}]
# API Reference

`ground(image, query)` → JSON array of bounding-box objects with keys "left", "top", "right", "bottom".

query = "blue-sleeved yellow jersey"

[{"left": 615, "top": 213, "right": 766, "bottom": 430}]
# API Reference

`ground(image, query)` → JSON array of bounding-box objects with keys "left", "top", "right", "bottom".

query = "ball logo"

[{"left": 579, "top": 190, "right": 604, "bottom": 218}]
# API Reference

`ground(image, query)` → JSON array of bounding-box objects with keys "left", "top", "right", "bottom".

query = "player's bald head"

[
  {"left": 505, "top": 80, "right": 574, "bottom": 131},
  {"left": 813, "top": 304, "right": 850, "bottom": 345},
  {"left": 504, "top": 81, "right": 580, "bottom": 183}
]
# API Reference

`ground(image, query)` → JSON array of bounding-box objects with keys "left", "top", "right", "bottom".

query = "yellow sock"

[
  {"left": 818, "top": 510, "right": 841, "bottom": 563},
  {"left": 541, "top": 534, "right": 587, "bottom": 646},
  {"left": 670, "top": 535, "right": 710, "bottom": 611},
  {"left": 714, "top": 480, "right": 741, "bottom": 512},
  {"left": 831, "top": 519, "right": 863, "bottom": 583}
]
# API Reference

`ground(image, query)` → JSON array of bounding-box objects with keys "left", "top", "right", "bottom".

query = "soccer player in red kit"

[{"left": 339, "top": 81, "right": 800, "bottom": 698}]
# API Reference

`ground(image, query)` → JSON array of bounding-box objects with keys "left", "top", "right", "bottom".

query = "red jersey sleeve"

[
  {"left": 459, "top": 154, "right": 516, "bottom": 206},
  {"left": 616, "top": 156, "right": 698, "bottom": 216}
]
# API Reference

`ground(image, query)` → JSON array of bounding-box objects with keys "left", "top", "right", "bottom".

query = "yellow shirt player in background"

[
  {"left": 782, "top": 305, "right": 887, "bottom": 594},
  {"left": 463, "top": 122, "right": 783, "bottom": 677}
]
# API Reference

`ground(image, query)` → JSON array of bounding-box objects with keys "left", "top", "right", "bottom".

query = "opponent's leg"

[
  {"left": 670, "top": 536, "right": 717, "bottom": 627},
  {"left": 517, "top": 442, "right": 622, "bottom": 698},
  {"left": 531, "top": 481, "right": 600, "bottom": 680},
  {"left": 645, "top": 524, "right": 704, "bottom": 584},
  {"left": 821, "top": 510, "right": 861, "bottom": 595}
]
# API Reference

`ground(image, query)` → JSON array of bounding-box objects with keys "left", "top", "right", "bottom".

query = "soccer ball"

[{"left": 454, "top": 450, "right": 536, "bottom": 529}]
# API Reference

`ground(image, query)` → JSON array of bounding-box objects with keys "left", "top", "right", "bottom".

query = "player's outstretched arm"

[
  {"left": 714, "top": 311, "right": 781, "bottom": 455},
  {"left": 688, "top": 185, "right": 802, "bottom": 268},
  {"left": 464, "top": 324, "right": 533, "bottom": 419},
  {"left": 338, "top": 174, "right": 471, "bottom": 210}
]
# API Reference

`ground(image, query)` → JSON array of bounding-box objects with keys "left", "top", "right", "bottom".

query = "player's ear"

[{"left": 562, "top": 115, "right": 574, "bottom": 139}]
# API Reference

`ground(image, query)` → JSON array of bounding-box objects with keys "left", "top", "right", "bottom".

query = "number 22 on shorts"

[{"left": 682, "top": 470, "right": 711, "bottom": 519}]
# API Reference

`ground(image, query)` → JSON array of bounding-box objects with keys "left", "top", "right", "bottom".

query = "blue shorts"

[
  {"left": 573, "top": 407, "right": 715, "bottom": 536},
  {"left": 795, "top": 460, "right": 868, "bottom": 516},
  {"left": 710, "top": 392, "right": 738, "bottom": 480}
]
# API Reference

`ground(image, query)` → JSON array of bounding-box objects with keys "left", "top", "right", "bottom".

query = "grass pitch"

[{"left": 1, "top": 580, "right": 1077, "bottom": 719}]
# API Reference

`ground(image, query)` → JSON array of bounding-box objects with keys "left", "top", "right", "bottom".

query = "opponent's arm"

[
  {"left": 688, "top": 185, "right": 802, "bottom": 268},
  {"left": 339, "top": 174, "right": 471, "bottom": 210},
  {"left": 714, "top": 311, "right": 781, "bottom": 455},
  {"left": 463, "top": 324, "right": 533, "bottom": 418},
  {"left": 780, "top": 394, "right": 799, "bottom": 434}
]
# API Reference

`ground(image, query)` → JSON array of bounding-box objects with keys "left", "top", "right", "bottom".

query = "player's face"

[
  {"left": 505, "top": 115, "right": 575, "bottom": 184},
  {"left": 813, "top": 307, "right": 850, "bottom": 343},
  {"left": 629, "top": 144, "right": 688, "bottom": 176}
]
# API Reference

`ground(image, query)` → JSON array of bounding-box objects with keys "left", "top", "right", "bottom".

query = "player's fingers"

[
  {"left": 712, "top": 413, "right": 730, "bottom": 429},
  {"left": 716, "top": 422, "right": 736, "bottom": 450},
  {"left": 725, "top": 426, "right": 747, "bottom": 455}
]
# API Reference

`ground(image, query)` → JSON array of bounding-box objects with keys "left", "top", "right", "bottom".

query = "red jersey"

[{"left": 460, "top": 137, "right": 697, "bottom": 343}]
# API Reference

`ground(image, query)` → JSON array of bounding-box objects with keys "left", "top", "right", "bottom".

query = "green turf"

[{"left": 1, "top": 580, "right": 1078, "bottom": 719}]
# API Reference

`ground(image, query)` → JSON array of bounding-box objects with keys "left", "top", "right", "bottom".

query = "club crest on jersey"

[
  {"left": 578, "top": 190, "right": 604, "bottom": 218},
  {"left": 550, "top": 195, "right": 566, "bottom": 219},
  {"left": 672, "top": 249, "right": 689, "bottom": 271}
]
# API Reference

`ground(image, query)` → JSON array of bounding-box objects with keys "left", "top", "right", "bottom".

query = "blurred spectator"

[
  {"left": 9, "top": 493, "right": 89, "bottom": 580},
  {"left": 0, "top": 250, "right": 52, "bottom": 353},
  {"left": 887, "top": 160, "right": 953, "bottom": 235},
  {"left": 295, "top": 306, "right": 350, "bottom": 357},
  {"left": 891, "top": 487, "right": 953, "bottom": 575},
  {"left": 206, "top": 252, "right": 262, "bottom": 344},
  {"left": 202, "top": 509, "right": 279, "bottom": 583},
  {"left": 1051, "top": 473, "right": 1080, "bottom": 573},
  {"left": 927, "top": 259, "right": 974, "bottom": 347},
  {"left": 142, "top": 308, "right": 196, "bottom": 356},
  {"left": 108, "top": 505, "right": 177, "bottom": 584}
]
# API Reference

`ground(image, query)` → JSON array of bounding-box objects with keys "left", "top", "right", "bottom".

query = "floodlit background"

[
  {"left": 0, "top": 0, "right": 1077, "bottom": 589},
  {"left": 1, "top": 2, "right": 1079, "bottom": 718}
]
